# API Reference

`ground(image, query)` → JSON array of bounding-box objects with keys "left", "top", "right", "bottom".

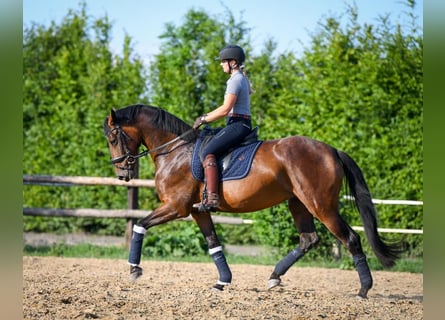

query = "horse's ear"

[{"left": 108, "top": 108, "right": 117, "bottom": 126}]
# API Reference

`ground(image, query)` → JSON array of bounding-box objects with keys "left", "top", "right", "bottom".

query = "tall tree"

[
  {"left": 148, "top": 9, "right": 251, "bottom": 124},
  {"left": 251, "top": 3, "right": 423, "bottom": 257},
  {"left": 23, "top": 4, "right": 148, "bottom": 233}
]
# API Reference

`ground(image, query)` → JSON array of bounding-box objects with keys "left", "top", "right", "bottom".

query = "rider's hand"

[{"left": 193, "top": 115, "right": 207, "bottom": 130}]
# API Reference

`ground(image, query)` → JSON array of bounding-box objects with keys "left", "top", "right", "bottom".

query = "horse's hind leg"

[
  {"left": 268, "top": 197, "right": 319, "bottom": 289},
  {"left": 320, "top": 210, "right": 372, "bottom": 298}
]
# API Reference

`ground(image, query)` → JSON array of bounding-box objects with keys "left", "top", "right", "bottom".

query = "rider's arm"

[{"left": 202, "top": 93, "right": 237, "bottom": 123}]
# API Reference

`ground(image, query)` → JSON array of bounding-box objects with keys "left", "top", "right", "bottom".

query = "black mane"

[{"left": 104, "top": 104, "right": 197, "bottom": 140}]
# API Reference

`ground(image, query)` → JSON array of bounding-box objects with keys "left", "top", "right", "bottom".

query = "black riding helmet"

[{"left": 219, "top": 45, "right": 245, "bottom": 64}]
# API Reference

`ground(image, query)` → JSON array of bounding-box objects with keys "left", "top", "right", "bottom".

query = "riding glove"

[{"left": 193, "top": 115, "right": 207, "bottom": 130}]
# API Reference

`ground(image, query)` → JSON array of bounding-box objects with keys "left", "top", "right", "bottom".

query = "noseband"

[{"left": 108, "top": 126, "right": 194, "bottom": 167}]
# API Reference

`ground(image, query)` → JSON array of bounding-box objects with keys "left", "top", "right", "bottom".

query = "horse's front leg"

[
  {"left": 192, "top": 211, "right": 232, "bottom": 291},
  {"left": 128, "top": 203, "right": 185, "bottom": 282}
]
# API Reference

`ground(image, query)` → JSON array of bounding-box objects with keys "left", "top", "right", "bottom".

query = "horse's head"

[
  {"left": 104, "top": 104, "right": 198, "bottom": 180},
  {"left": 103, "top": 109, "right": 141, "bottom": 181}
]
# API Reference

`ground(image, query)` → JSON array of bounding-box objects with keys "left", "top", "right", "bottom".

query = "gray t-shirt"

[{"left": 225, "top": 71, "right": 251, "bottom": 116}]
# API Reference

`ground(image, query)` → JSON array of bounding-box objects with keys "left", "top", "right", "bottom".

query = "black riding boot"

[{"left": 193, "top": 154, "right": 220, "bottom": 211}]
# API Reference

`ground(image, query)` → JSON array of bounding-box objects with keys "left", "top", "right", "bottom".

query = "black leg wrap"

[
  {"left": 273, "top": 247, "right": 304, "bottom": 276},
  {"left": 211, "top": 250, "right": 232, "bottom": 285},
  {"left": 353, "top": 253, "right": 373, "bottom": 298},
  {"left": 128, "top": 227, "right": 146, "bottom": 265}
]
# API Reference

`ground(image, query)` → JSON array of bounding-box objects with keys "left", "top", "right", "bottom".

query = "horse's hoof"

[
  {"left": 130, "top": 265, "right": 143, "bottom": 282},
  {"left": 211, "top": 283, "right": 225, "bottom": 291},
  {"left": 357, "top": 288, "right": 369, "bottom": 299},
  {"left": 267, "top": 278, "right": 281, "bottom": 290}
]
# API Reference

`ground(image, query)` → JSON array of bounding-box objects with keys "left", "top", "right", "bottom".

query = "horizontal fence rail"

[
  {"left": 351, "top": 226, "right": 423, "bottom": 234},
  {"left": 23, "top": 174, "right": 156, "bottom": 188},
  {"left": 343, "top": 195, "right": 423, "bottom": 206},
  {"left": 23, "top": 208, "right": 254, "bottom": 225}
]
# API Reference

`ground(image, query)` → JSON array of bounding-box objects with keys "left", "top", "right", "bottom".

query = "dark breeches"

[{"left": 201, "top": 119, "right": 251, "bottom": 158}]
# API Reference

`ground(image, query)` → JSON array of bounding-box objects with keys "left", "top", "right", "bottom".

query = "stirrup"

[
  {"left": 192, "top": 193, "right": 220, "bottom": 212},
  {"left": 192, "top": 200, "right": 219, "bottom": 213}
]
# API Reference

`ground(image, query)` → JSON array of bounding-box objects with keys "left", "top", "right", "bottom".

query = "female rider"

[{"left": 192, "top": 45, "right": 253, "bottom": 211}]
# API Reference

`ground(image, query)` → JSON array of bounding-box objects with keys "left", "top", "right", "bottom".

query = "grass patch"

[
  {"left": 23, "top": 243, "right": 422, "bottom": 273},
  {"left": 23, "top": 243, "right": 129, "bottom": 260}
]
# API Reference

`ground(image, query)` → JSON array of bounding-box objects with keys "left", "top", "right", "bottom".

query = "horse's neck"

[
  {"left": 151, "top": 138, "right": 194, "bottom": 175},
  {"left": 142, "top": 130, "right": 175, "bottom": 150},
  {"left": 145, "top": 130, "right": 194, "bottom": 159}
]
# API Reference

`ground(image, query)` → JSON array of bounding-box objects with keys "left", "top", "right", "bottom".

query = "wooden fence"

[
  {"left": 23, "top": 174, "right": 253, "bottom": 249},
  {"left": 23, "top": 174, "right": 423, "bottom": 249}
]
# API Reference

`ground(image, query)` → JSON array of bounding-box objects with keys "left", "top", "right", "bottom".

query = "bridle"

[{"left": 108, "top": 125, "right": 194, "bottom": 167}]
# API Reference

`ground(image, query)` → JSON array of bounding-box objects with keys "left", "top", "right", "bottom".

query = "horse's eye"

[
  {"left": 108, "top": 128, "right": 120, "bottom": 145},
  {"left": 108, "top": 135, "right": 118, "bottom": 146}
]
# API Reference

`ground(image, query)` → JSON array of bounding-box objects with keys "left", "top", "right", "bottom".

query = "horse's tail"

[{"left": 336, "top": 150, "right": 402, "bottom": 268}]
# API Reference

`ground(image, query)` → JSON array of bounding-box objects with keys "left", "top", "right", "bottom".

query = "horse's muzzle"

[
  {"left": 118, "top": 175, "right": 131, "bottom": 182},
  {"left": 115, "top": 166, "right": 135, "bottom": 181}
]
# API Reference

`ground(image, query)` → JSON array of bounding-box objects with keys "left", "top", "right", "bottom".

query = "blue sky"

[{"left": 23, "top": 0, "right": 423, "bottom": 63}]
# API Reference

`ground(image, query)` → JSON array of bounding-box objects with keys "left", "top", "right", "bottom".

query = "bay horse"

[{"left": 103, "top": 104, "right": 400, "bottom": 298}]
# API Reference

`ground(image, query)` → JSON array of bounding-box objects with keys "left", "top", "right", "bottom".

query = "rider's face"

[{"left": 220, "top": 59, "right": 234, "bottom": 73}]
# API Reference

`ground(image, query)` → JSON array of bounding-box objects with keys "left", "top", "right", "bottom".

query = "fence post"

[{"left": 125, "top": 161, "right": 139, "bottom": 250}]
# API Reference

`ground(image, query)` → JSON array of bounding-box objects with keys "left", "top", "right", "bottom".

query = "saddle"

[{"left": 191, "top": 126, "right": 262, "bottom": 182}]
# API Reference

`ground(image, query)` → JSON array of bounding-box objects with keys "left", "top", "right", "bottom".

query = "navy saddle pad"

[{"left": 191, "top": 127, "right": 262, "bottom": 182}]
